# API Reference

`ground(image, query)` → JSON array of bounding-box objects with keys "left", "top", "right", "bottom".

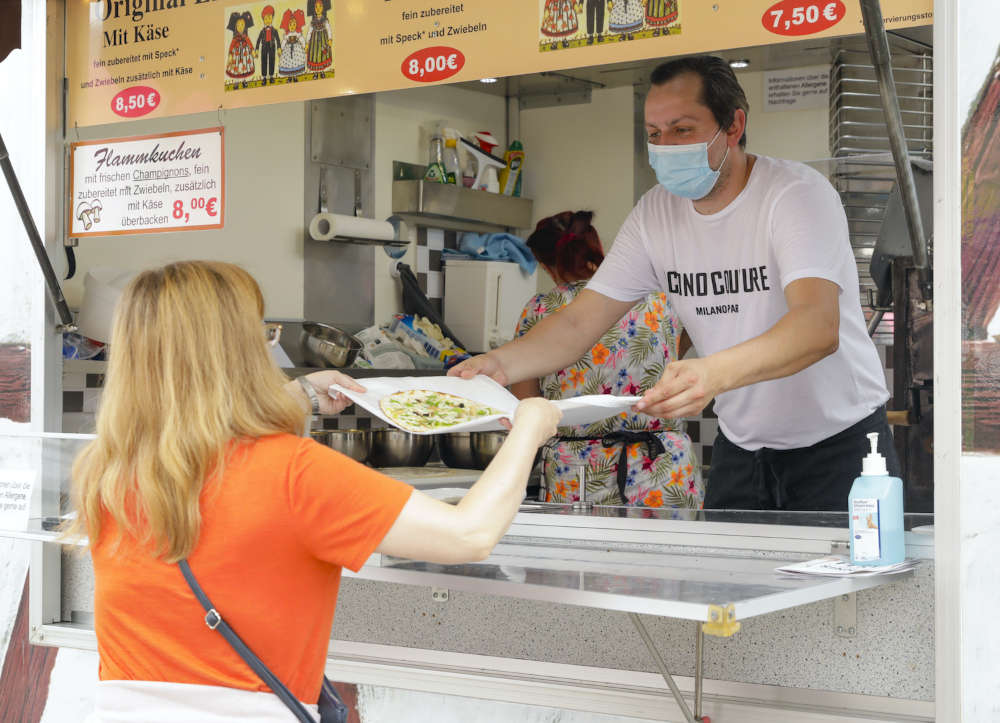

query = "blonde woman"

[{"left": 70, "top": 261, "right": 560, "bottom": 722}]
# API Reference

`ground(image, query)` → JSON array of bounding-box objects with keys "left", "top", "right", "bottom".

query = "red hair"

[
  {"left": 526, "top": 211, "right": 604, "bottom": 283},
  {"left": 281, "top": 8, "right": 304, "bottom": 31}
]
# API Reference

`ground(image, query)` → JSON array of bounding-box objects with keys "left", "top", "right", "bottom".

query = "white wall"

[
  {"left": 372, "top": 85, "right": 508, "bottom": 321},
  {"left": 64, "top": 103, "right": 306, "bottom": 319},
  {"left": 0, "top": 2, "right": 45, "bottom": 347},
  {"left": 520, "top": 85, "right": 636, "bottom": 294}
]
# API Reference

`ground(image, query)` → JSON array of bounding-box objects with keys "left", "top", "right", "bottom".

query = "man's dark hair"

[{"left": 650, "top": 55, "right": 749, "bottom": 148}]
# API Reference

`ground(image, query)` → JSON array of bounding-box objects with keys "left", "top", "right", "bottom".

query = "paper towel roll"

[{"left": 308, "top": 213, "right": 396, "bottom": 242}]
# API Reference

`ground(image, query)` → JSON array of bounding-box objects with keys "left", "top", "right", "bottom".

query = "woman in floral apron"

[
  {"left": 540, "top": 0, "right": 579, "bottom": 49},
  {"left": 512, "top": 211, "right": 703, "bottom": 509},
  {"left": 608, "top": 0, "right": 644, "bottom": 39},
  {"left": 225, "top": 11, "right": 255, "bottom": 87},
  {"left": 305, "top": 0, "right": 333, "bottom": 79},
  {"left": 645, "top": 0, "right": 678, "bottom": 35},
  {"left": 279, "top": 9, "right": 307, "bottom": 81}
]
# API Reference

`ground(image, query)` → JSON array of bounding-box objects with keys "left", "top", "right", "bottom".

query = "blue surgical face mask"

[{"left": 647, "top": 128, "right": 729, "bottom": 200}]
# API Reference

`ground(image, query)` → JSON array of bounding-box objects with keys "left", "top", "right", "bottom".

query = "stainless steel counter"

[{"left": 361, "top": 542, "right": 915, "bottom": 623}]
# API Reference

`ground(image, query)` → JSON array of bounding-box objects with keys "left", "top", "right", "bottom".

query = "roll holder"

[{"left": 314, "top": 167, "right": 409, "bottom": 250}]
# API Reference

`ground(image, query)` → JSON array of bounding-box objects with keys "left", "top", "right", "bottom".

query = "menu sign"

[
  {"left": 66, "top": 0, "right": 934, "bottom": 127},
  {"left": 69, "top": 128, "right": 225, "bottom": 237}
]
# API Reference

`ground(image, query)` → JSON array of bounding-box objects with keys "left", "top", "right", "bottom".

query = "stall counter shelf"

[{"left": 0, "top": 433, "right": 934, "bottom": 722}]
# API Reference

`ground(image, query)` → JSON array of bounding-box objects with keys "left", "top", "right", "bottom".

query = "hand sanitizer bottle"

[{"left": 848, "top": 433, "right": 905, "bottom": 566}]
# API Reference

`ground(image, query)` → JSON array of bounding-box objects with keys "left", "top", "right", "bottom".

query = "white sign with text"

[
  {"left": 764, "top": 65, "right": 830, "bottom": 111},
  {"left": 0, "top": 469, "right": 35, "bottom": 532},
  {"left": 70, "top": 127, "right": 225, "bottom": 237}
]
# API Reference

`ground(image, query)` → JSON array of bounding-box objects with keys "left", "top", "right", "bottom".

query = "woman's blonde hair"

[{"left": 68, "top": 261, "right": 306, "bottom": 561}]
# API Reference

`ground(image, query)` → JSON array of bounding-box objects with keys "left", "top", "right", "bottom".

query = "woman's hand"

[
  {"left": 510, "top": 397, "right": 562, "bottom": 448},
  {"left": 288, "top": 371, "right": 366, "bottom": 415}
]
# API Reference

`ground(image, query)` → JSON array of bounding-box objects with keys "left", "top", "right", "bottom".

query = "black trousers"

[
  {"left": 586, "top": 0, "right": 605, "bottom": 36},
  {"left": 705, "top": 406, "right": 900, "bottom": 511},
  {"left": 261, "top": 45, "right": 276, "bottom": 78}
]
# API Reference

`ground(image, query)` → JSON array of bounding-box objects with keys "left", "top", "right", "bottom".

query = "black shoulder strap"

[{"left": 177, "top": 559, "right": 316, "bottom": 723}]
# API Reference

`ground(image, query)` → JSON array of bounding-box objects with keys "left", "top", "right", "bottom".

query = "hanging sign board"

[
  {"left": 66, "top": 0, "right": 933, "bottom": 128},
  {"left": 69, "top": 127, "right": 225, "bottom": 237}
]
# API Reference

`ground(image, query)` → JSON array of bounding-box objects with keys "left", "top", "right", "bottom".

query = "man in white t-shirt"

[{"left": 452, "top": 55, "right": 898, "bottom": 511}]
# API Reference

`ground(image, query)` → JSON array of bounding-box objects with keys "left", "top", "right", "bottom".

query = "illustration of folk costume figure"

[
  {"left": 225, "top": 11, "right": 255, "bottom": 87},
  {"left": 540, "top": 0, "right": 579, "bottom": 48},
  {"left": 255, "top": 5, "right": 281, "bottom": 85},
  {"left": 644, "top": 0, "right": 678, "bottom": 35},
  {"left": 278, "top": 9, "right": 306, "bottom": 81},
  {"left": 608, "top": 0, "right": 644, "bottom": 38},
  {"left": 305, "top": 0, "right": 333, "bottom": 79},
  {"left": 585, "top": 0, "right": 605, "bottom": 44}
]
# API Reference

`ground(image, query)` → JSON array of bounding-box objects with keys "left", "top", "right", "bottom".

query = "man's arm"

[
  {"left": 450, "top": 289, "right": 634, "bottom": 385},
  {"left": 637, "top": 277, "right": 840, "bottom": 418}
]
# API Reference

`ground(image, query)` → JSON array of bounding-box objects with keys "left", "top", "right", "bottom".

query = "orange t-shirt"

[{"left": 91, "top": 433, "right": 413, "bottom": 703}]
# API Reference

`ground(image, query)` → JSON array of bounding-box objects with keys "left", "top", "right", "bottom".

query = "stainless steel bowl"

[
  {"left": 300, "top": 322, "right": 363, "bottom": 368},
  {"left": 311, "top": 429, "right": 371, "bottom": 463},
  {"left": 438, "top": 432, "right": 482, "bottom": 469},
  {"left": 471, "top": 431, "right": 508, "bottom": 468},
  {"left": 368, "top": 428, "right": 435, "bottom": 467}
]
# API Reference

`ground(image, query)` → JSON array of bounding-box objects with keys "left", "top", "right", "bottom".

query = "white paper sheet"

[
  {"left": 774, "top": 555, "right": 919, "bottom": 577},
  {"left": 330, "top": 375, "right": 641, "bottom": 435}
]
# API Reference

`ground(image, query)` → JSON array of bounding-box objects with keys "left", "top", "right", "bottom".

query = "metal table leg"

[
  {"left": 629, "top": 612, "right": 709, "bottom": 723},
  {"left": 694, "top": 622, "right": 705, "bottom": 721}
]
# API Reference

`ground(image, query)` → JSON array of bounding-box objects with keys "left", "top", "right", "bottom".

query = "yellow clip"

[{"left": 704, "top": 604, "right": 741, "bottom": 638}]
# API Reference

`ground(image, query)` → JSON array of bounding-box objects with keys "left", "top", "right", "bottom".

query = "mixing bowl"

[
  {"left": 311, "top": 429, "right": 371, "bottom": 463},
  {"left": 368, "top": 428, "right": 435, "bottom": 467},
  {"left": 438, "top": 432, "right": 482, "bottom": 469},
  {"left": 301, "top": 322, "right": 363, "bottom": 368},
  {"left": 471, "top": 431, "right": 508, "bottom": 468}
]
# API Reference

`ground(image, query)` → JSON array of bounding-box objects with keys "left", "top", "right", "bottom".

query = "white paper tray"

[{"left": 330, "top": 375, "right": 640, "bottom": 435}]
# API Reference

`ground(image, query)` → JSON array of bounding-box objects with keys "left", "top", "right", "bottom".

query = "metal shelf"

[{"left": 392, "top": 180, "right": 533, "bottom": 230}]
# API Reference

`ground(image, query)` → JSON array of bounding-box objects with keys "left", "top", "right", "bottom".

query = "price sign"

[
  {"left": 111, "top": 86, "right": 161, "bottom": 119},
  {"left": 763, "top": 0, "right": 845, "bottom": 36},
  {"left": 69, "top": 127, "right": 225, "bottom": 237},
  {"left": 401, "top": 46, "right": 466, "bottom": 83}
]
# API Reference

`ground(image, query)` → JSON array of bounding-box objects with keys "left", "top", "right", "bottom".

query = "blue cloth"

[{"left": 442, "top": 233, "right": 537, "bottom": 274}]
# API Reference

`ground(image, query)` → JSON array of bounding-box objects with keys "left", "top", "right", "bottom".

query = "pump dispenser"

[
  {"left": 861, "top": 433, "right": 888, "bottom": 475},
  {"left": 442, "top": 128, "right": 462, "bottom": 185},
  {"left": 848, "top": 433, "right": 905, "bottom": 565}
]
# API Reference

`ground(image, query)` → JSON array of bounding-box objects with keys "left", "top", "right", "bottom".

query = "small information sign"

[
  {"left": 0, "top": 469, "right": 34, "bottom": 532},
  {"left": 764, "top": 65, "right": 830, "bottom": 111},
  {"left": 69, "top": 127, "right": 225, "bottom": 237}
]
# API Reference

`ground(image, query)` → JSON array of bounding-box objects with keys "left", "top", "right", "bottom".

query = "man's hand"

[
  {"left": 634, "top": 358, "right": 720, "bottom": 419},
  {"left": 447, "top": 353, "right": 508, "bottom": 385}
]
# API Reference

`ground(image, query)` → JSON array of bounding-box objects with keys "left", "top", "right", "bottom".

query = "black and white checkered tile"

[{"left": 413, "top": 227, "right": 458, "bottom": 318}]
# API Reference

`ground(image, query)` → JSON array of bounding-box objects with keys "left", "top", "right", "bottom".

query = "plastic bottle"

[
  {"left": 442, "top": 129, "right": 461, "bottom": 185},
  {"left": 848, "top": 433, "right": 905, "bottom": 566},
  {"left": 424, "top": 135, "right": 447, "bottom": 184},
  {"left": 499, "top": 140, "right": 525, "bottom": 197}
]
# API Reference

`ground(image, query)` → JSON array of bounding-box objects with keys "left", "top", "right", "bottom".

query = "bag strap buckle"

[{"left": 205, "top": 608, "right": 222, "bottom": 630}]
